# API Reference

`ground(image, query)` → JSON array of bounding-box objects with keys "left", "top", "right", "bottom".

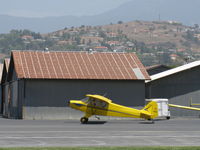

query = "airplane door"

[{"left": 87, "top": 98, "right": 97, "bottom": 114}]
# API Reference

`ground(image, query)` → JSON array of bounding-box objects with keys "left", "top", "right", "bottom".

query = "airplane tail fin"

[{"left": 140, "top": 101, "right": 158, "bottom": 119}]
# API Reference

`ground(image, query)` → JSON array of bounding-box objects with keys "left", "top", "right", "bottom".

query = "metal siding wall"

[
  {"left": 22, "top": 79, "right": 145, "bottom": 119},
  {"left": 3, "top": 84, "right": 9, "bottom": 117},
  {"left": 170, "top": 94, "right": 200, "bottom": 117},
  {"left": 17, "top": 80, "right": 24, "bottom": 119},
  {"left": 9, "top": 81, "right": 18, "bottom": 118},
  {"left": 25, "top": 80, "right": 145, "bottom": 107},
  {"left": 146, "top": 66, "right": 200, "bottom": 117}
]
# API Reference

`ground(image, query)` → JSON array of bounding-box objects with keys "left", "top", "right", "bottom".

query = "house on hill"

[
  {"left": 146, "top": 61, "right": 200, "bottom": 117},
  {"left": 5, "top": 51, "right": 150, "bottom": 119},
  {"left": 93, "top": 46, "right": 108, "bottom": 52}
]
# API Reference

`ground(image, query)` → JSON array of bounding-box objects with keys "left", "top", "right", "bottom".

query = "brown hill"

[{"left": 47, "top": 20, "right": 200, "bottom": 52}]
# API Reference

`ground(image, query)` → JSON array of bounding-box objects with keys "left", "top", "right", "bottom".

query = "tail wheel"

[{"left": 80, "top": 117, "right": 88, "bottom": 124}]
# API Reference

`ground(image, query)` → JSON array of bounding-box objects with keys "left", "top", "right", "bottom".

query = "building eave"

[{"left": 146, "top": 60, "right": 200, "bottom": 83}]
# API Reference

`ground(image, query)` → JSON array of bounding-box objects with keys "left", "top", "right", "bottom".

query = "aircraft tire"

[{"left": 80, "top": 117, "right": 88, "bottom": 124}]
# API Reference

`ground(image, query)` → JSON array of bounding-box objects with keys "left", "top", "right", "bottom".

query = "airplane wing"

[
  {"left": 169, "top": 104, "right": 200, "bottom": 111},
  {"left": 86, "top": 94, "right": 112, "bottom": 103}
]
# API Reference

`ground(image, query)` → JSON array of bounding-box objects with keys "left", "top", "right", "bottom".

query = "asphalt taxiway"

[{"left": 0, "top": 118, "right": 200, "bottom": 147}]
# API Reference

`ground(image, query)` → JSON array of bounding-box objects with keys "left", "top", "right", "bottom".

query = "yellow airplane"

[{"left": 68, "top": 94, "right": 158, "bottom": 124}]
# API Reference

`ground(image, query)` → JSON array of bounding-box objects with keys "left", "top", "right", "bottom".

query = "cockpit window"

[
  {"left": 81, "top": 97, "right": 89, "bottom": 103},
  {"left": 88, "top": 98, "right": 107, "bottom": 108}
]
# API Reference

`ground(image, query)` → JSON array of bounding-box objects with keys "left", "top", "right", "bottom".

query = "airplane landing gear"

[
  {"left": 95, "top": 115, "right": 100, "bottom": 120},
  {"left": 147, "top": 119, "right": 155, "bottom": 124},
  {"left": 80, "top": 117, "right": 88, "bottom": 124}
]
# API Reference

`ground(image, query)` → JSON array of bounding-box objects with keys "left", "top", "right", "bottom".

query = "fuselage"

[{"left": 69, "top": 100, "right": 145, "bottom": 119}]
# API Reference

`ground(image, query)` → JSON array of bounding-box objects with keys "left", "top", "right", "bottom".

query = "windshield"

[{"left": 81, "top": 97, "right": 89, "bottom": 103}]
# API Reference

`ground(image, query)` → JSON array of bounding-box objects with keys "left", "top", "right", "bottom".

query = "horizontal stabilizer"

[
  {"left": 169, "top": 104, "right": 200, "bottom": 111},
  {"left": 140, "top": 101, "right": 158, "bottom": 119}
]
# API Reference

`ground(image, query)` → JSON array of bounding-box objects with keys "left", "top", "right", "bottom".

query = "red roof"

[
  {"left": 11, "top": 51, "right": 150, "bottom": 80},
  {"left": 94, "top": 46, "right": 108, "bottom": 49}
]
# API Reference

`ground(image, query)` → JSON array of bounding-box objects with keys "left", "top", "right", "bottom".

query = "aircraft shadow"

[
  {"left": 82, "top": 121, "right": 107, "bottom": 125},
  {"left": 153, "top": 119, "right": 169, "bottom": 121},
  {"left": 139, "top": 121, "right": 155, "bottom": 124},
  {"left": 139, "top": 119, "right": 168, "bottom": 124}
]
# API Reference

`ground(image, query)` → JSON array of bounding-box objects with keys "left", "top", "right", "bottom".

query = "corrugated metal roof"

[
  {"left": 146, "top": 61, "right": 200, "bottom": 83},
  {"left": 12, "top": 51, "right": 150, "bottom": 80}
]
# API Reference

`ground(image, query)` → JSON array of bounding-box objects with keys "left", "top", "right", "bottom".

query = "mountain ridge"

[{"left": 0, "top": 0, "right": 200, "bottom": 33}]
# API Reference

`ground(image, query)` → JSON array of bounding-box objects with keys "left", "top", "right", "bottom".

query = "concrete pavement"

[{"left": 0, "top": 118, "right": 200, "bottom": 147}]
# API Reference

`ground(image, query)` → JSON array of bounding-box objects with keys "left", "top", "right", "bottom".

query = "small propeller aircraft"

[{"left": 68, "top": 94, "right": 158, "bottom": 124}]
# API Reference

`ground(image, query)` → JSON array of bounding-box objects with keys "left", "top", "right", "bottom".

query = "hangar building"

[
  {"left": 1, "top": 59, "right": 10, "bottom": 117},
  {"left": 146, "top": 61, "right": 200, "bottom": 117},
  {"left": 5, "top": 50, "right": 150, "bottom": 119}
]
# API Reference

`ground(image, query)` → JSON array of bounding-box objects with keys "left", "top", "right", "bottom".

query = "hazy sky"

[{"left": 0, "top": 0, "right": 131, "bottom": 17}]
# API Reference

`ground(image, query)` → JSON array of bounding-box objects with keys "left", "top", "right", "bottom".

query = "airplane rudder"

[
  {"left": 150, "top": 101, "right": 158, "bottom": 119},
  {"left": 144, "top": 101, "right": 158, "bottom": 119}
]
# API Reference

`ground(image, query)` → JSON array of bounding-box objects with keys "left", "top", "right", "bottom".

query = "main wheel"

[
  {"left": 80, "top": 117, "right": 88, "bottom": 124},
  {"left": 147, "top": 119, "right": 155, "bottom": 124}
]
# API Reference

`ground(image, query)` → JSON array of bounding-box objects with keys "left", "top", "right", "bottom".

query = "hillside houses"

[
  {"left": 93, "top": 46, "right": 108, "bottom": 52},
  {"left": 6, "top": 21, "right": 200, "bottom": 66},
  {"left": 80, "top": 36, "right": 104, "bottom": 44},
  {"left": 2, "top": 20, "right": 200, "bottom": 73}
]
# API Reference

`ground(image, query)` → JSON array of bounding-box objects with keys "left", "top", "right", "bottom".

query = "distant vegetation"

[{"left": 1, "top": 21, "right": 200, "bottom": 66}]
